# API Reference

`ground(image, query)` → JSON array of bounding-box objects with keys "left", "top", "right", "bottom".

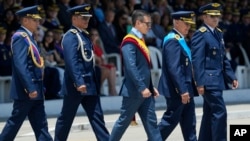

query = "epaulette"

[
  {"left": 199, "top": 27, "right": 207, "bottom": 32},
  {"left": 174, "top": 34, "right": 180, "bottom": 40},
  {"left": 20, "top": 32, "right": 28, "bottom": 37},
  {"left": 70, "top": 29, "right": 78, "bottom": 34},
  {"left": 216, "top": 27, "right": 222, "bottom": 32}
]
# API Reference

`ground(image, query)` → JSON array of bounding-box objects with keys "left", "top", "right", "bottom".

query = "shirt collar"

[
  {"left": 131, "top": 27, "right": 143, "bottom": 39},
  {"left": 173, "top": 28, "right": 184, "bottom": 38},
  {"left": 205, "top": 24, "right": 215, "bottom": 33}
]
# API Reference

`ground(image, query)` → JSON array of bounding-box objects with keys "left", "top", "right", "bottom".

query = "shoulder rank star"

[{"left": 199, "top": 27, "right": 207, "bottom": 32}]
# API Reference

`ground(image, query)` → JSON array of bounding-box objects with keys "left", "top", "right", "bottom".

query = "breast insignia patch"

[
  {"left": 174, "top": 34, "right": 180, "bottom": 40},
  {"left": 70, "top": 29, "right": 78, "bottom": 34},
  {"left": 199, "top": 27, "right": 207, "bottom": 32}
]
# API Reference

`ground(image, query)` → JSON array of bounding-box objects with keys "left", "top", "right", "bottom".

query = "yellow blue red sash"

[{"left": 120, "top": 34, "right": 151, "bottom": 65}]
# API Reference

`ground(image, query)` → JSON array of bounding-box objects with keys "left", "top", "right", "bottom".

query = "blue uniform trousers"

[
  {"left": 158, "top": 97, "right": 197, "bottom": 141},
  {"left": 198, "top": 90, "right": 227, "bottom": 141},
  {"left": 54, "top": 95, "right": 109, "bottom": 141},
  {"left": 109, "top": 96, "right": 162, "bottom": 141},
  {"left": 0, "top": 100, "right": 52, "bottom": 141}
]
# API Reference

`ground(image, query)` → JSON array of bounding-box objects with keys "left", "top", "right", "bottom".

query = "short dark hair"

[{"left": 131, "top": 10, "right": 150, "bottom": 26}]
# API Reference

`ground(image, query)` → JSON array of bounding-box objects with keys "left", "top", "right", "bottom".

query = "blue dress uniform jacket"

[
  {"left": 10, "top": 27, "right": 44, "bottom": 100},
  {"left": 191, "top": 24, "right": 237, "bottom": 141},
  {"left": 0, "top": 27, "right": 52, "bottom": 141},
  {"left": 54, "top": 26, "right": 109, "bottom": 141},
  {"left": 157, "top": 30, "right": 197, "bottom": 141},
  {"left": 109, "top": 29, "right": 162, "bottom": 141},
  {"left": 191, "top": 24, "right": 236, "bottom": 90},
  {"left": 158, "top": 30, "right": 198, "bottom": 98},
  {"left": 61, "top": 26, "right": 98, "bottom": 96}
]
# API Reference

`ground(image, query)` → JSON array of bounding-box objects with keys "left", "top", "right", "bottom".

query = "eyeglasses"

[{"left": 141, "top": 21, "right": 152, "bottom": 27}]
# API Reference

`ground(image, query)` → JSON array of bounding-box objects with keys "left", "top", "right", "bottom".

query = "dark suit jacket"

[
  {"left": 98, "top": 22, "right": 120, "bottom": 54},
  {"left": 191, "top": 24, "right": 237, "bottom": 90},
  {"left": 120, "top": 31, "right": 154, "bottom": 98}
]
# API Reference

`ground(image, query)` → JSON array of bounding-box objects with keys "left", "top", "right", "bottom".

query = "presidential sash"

[{"left": 120, "top": 34, "right": 151, "bottom": 65}]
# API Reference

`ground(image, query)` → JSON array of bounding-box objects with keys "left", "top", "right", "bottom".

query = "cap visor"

[
  {"left": 207, "top": 12, "right": 221, "bottom": 16},
  {"left": 31, "top": 15, "right": 42, "bottom": 19},
  {"left": 80, "top": 14, "right": 92, "bottom": 17},
  {"left": 184, "top": 21, "right": 195, "bottom": 24}
]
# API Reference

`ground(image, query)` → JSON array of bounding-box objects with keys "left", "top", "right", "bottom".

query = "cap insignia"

[
  {"left": 212, "top": 3, "right": 220, "bottom": 7},
  {"left": 85, "top": 6, "right": 91, "bottom": 11}
]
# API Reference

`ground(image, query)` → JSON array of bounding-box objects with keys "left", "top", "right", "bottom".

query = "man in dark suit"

[
  {"left": 54, "top": 4, "right": 109, "bottom": 141},
  {"left": 157, "top": 11, "right": 198, "bottom": 141},
  {"left": 98, "top": 9, "right": 120, "bottom": 54},
  {"left": 191, "top": 3, "right": 239, "bottom": 141},
  {"left": 109, "top": 10, "right": 162, "bottom": 141},
  {"left": 0, "top": 6, "right": 53, "bottom": 141}
]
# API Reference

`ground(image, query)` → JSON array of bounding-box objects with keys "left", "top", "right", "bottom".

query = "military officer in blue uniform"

[
  {"left": 0, "top": 6, "right": 53, "bottom": 141},
  {"left": 54, "top": 4, "right": 109, "bottom": 141},
  {"left": 191, "top": 3, "right": 239, "bottom": 141},
  {"left": 157, "top": 11, "right": 198, "bottom": 141},
  {"left": 109, "top": 10, "right": 162, "bottom": 141}
]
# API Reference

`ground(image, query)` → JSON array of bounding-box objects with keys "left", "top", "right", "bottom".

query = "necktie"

[{"left": 109, "top": 25, "right": 115, "bottom": 37}]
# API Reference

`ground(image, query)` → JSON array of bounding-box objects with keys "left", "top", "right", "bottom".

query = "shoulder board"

[
  {"left": 70, "top": 29, "right": 78, "bottom": 34},
  {"left": 216, "top": 27, "right": 222, "bottom": 32},
  {"left": 199, "top": 27, "right": 207, "bottom": 32},
  {"left": 20, "top": 32, "right": 28, "bottom": 37},
  {"left": 174, "top": 34, "right": 180, "bottom": 40}
]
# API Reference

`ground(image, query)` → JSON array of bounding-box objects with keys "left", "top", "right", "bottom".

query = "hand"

[
  {"left": 181, "top": 92, "right": 190, "bottom": 104},
  {"left": 197, "top": 86, "right": 204, "bottom": 95},
  {"left": 141, "top": 88, "right": 152, "bottom": 98},
  {"left": 29, "top": 91, "right": 38, "bottom": 99},
  {"left": 77, "top": 85, "right": 87, "bottom": 94},
  {"left": 232, "top": 80, "right": 239, "bottom": 89},
  {"left": 153, "top": 87, "right": 160, "bottom": 97}
]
